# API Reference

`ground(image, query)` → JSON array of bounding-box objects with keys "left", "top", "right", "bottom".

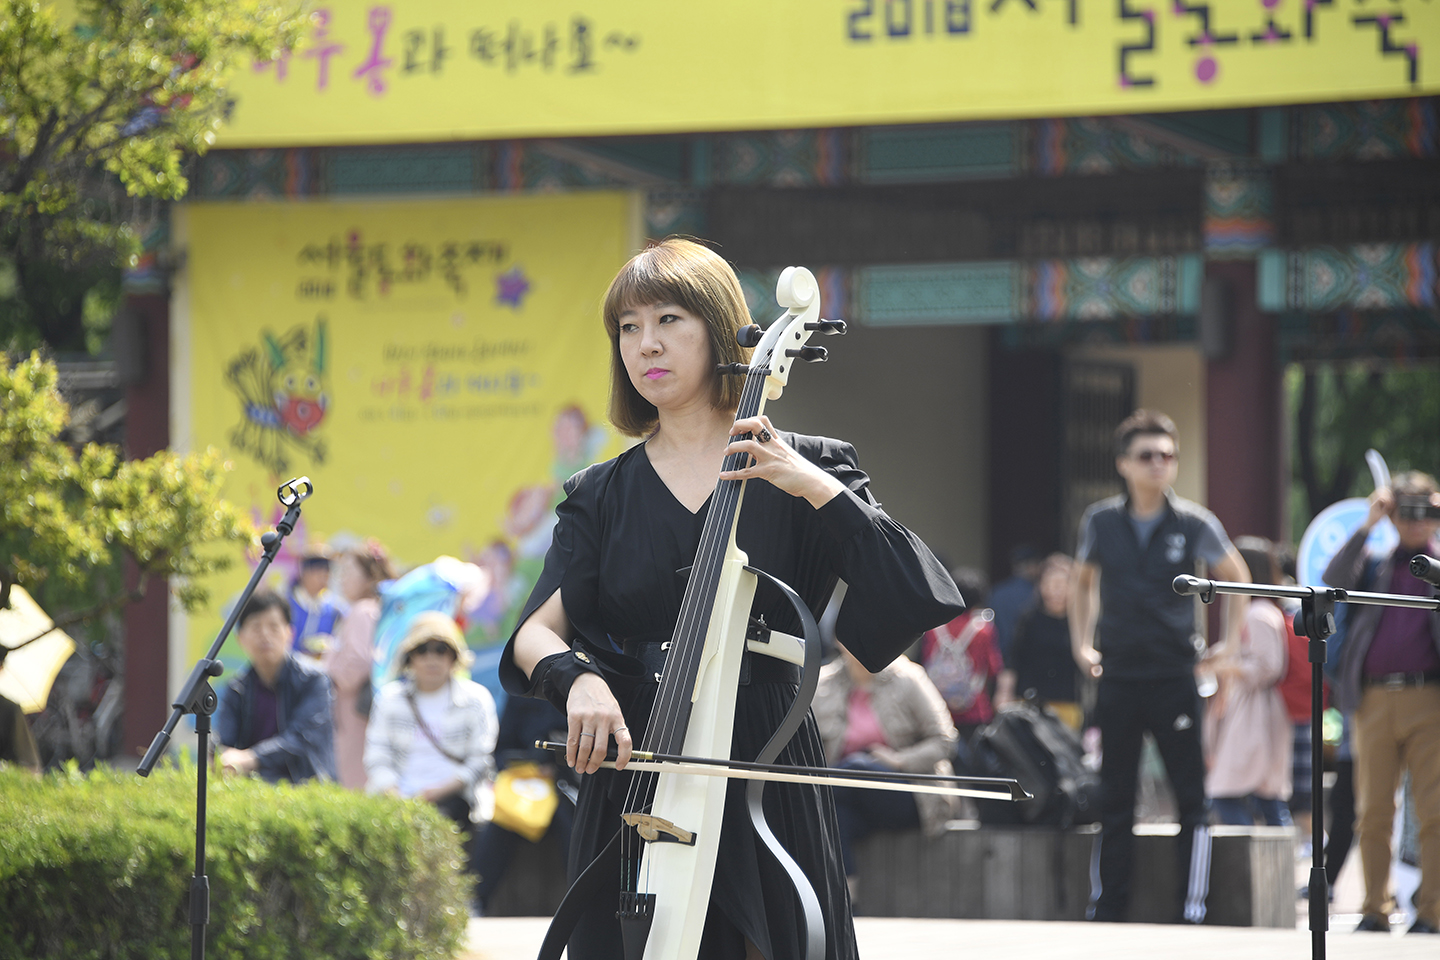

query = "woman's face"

[
  {"left": 408, "top": 640, "right": 458, "bottom": 692},
  {"left": 337, "top": 554, "right": 369, "bottom": 603},
  {"left": 617, "top": 302, "right": 716, "bottom": 416},
  {"left": 1038, "top": 565, "right": 1070, "bottom": 615}
]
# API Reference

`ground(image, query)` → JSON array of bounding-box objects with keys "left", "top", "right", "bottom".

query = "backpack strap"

[
  {"left": 937, "top": 610, "right": 988, "bottom": 656},
  {"left": 405, "top": 685, "right": 467, "bottom": 765}
]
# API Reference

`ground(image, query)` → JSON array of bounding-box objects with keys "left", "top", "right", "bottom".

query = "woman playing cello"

[{"left": 499, "top": 238, "right": 963, "bottom": 960}]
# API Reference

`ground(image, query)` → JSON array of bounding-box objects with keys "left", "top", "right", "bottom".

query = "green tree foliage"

[
  {"left": 0, "top": 352, "right": 253, "bottom": 634},
  {"left": 1288, "top": 361, "right": 1440, "bottom": 536},
  {"left": 0, "top": 0, "right": 306, "bottom": 352}
]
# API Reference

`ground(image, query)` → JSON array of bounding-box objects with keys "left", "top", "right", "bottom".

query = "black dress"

[{"left": 499, "top": 432, "right": 962, "bottom": 960}]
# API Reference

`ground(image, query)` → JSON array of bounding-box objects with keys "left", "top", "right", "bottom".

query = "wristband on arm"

[{"left": 531, "top": 648, "right": 604, "bottom": 714}]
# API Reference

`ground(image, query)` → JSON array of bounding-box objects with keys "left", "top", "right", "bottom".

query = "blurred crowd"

[
  {"left": 815, "top": 409, "right": 1439, "bottom": 934},
  {"left": 7, "top": 409, "right": 1433, "bottom": 932},
  {"left": 206, "top": 540, "right": 574, "bottom": 917}
]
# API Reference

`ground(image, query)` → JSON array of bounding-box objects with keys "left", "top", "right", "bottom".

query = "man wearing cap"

[{"left": 1325, "top": 470, "right": 1440, "bottom": 935}]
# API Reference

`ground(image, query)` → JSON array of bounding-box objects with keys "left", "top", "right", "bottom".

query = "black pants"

[
  {"left": 1089, "top": 676, "right": 1211, "bottom": 923},
  {"left": 1324, "top": 758, "right": 1355, "bottom": 888},
  {"left": 473, "top": 793, "right": 576, "bottom": 909},
  {"left": 433, "top": 791, "right": 479, "bottom": 878}
]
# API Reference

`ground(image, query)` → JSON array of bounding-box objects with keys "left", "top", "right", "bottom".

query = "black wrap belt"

[{"left": 621, "top": 638, "right": 801, "bottom": 686}]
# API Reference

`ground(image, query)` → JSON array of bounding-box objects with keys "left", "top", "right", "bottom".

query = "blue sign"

[{"left": 1296, "top": 498, "right": 1397, "bottom": 588}]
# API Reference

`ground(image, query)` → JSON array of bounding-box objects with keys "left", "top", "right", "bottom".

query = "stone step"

[{"left": 853, "top": 822, "right": 1296, "bottom": 927}]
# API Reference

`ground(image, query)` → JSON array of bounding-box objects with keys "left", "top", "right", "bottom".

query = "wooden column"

[
  {"left": 121, "top": 292, "right": 171, "bottom": 761},
  {"left": 1203, "top": 259, "right": 1284, "bottom": 543}
]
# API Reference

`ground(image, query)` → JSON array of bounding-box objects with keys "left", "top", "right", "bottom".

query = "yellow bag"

[{"left": 490, "top": 762, "right": 558, "bottom": 843}]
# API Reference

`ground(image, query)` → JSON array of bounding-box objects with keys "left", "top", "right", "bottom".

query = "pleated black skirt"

[{"left": 562, "top": 680, "right": 858, "bottom": 960}]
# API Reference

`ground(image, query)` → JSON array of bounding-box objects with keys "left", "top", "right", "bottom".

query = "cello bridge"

[{"left": 621, "top": 813, "right": 697, "bottom": 846}]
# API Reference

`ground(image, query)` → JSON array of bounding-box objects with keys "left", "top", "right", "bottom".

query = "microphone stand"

[
  {"left": 1173, "top": 563, "right": 1440, "bottom": 960},
  {"left": 136, "top": 477, "right": 314, "bottom": 960}
]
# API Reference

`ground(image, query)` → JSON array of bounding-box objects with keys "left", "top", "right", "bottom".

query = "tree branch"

[
  {"left": 26, "top": 86, "right": 126, "bottom": 177},
  {"left": 6, "top": 576, "right": 150, "bottom": 652},
  {"left": 7, "top": 106, "right": 61, "bottom": 196}
]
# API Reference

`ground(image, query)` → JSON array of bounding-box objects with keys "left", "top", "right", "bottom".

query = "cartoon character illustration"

[
  {"left": 227, "top": 319, "right": 330, "bottom": 474},
  {"left": 461, "top": 405, "right": 612, "bottom": 650},
  {"left": 551, "top": 404, "right": 608, "bottom": 483}
]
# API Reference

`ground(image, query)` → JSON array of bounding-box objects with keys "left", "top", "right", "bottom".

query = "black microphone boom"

[
  {"left": 137, "top": 478, "right": 314, "bottom": 960},
  {"left": 1168, "top": 564, "right": 1439, "bottom": 960},
  {"left": 1412, "top": 554, "right": 1440, "bottom": 588}
]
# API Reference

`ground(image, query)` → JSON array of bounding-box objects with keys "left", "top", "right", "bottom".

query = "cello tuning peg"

[
  {"left": 735, "top": 324, "right": 764, "bottom": 348},
  {"left": 715, "top": 363, "right": 750, "bottom": 376},
  {"left": 784, "top": 346, "right": 827, "bottom": 362},
  {"left": 803, "top": 319, "right": 847, "bottom": 335}
]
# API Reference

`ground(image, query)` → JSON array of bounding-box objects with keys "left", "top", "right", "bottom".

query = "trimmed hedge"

[{"left": 0, "top": 762, "right": 469, "bottom": 960}]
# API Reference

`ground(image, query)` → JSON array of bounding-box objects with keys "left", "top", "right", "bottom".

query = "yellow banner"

[
  {"left": 177, "top": 192, "right": 635, "bottom": 663},
  {"left": 216, "top": 0, "right": 1439, "bottom": 146}
]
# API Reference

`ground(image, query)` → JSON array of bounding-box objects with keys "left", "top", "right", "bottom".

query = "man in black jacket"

[
  {"left": 215, "top": 588, "right": 337, "bottom": 783},
  {"left": 1070, "top": 409, "right": 1249, "bottom": 924}
]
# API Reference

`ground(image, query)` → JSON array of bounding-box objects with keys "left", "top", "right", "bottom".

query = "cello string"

[
  {"left": 641, "top": 334, "right": 767, "bottom": 751},
  {"left": 621, "top": 358, "right": 764, "bottom": 814},
  {"left": 644, "top": 348, "right": 768, "bottom": 754},
  {"left": 618, "top": 372, "right": 761, "bottom": 892},
  {"left": 622, "top": 302, "right": 818, "bottom": 896},
  {"left": 619, "top": 324, "right": 777, "bottom": 886}
]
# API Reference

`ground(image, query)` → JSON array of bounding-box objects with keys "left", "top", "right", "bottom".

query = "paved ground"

[
  {"left": 459, "top": 833, "right": 1428, "bottom": 958},
  {"left": 459, "top": 915, "right": 1435, "bottom": 960}
]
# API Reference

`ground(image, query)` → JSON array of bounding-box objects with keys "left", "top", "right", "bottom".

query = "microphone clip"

[{"left": 277, "top": 476, "right": 313, "bottom": 506}]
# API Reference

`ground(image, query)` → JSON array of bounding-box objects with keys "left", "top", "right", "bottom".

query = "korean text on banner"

[
  {"left": 176, "top": 192, "right": 635, "bottom": 672},
  {"left": 218, "top": 0, "right": 1440, "bottom": 146}
]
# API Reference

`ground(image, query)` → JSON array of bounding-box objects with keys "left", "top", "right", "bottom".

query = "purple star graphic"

[{"left": 496, "top": 267, "right": 531, "bottom": 309}]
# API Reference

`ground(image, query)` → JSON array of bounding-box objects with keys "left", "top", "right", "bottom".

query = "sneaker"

[
  {"left": 1354, "top": 914, "right": 1389, "bottom": 933},
  {"left": 1408, "top": 919, "right": 1439, "bottom": 934}
]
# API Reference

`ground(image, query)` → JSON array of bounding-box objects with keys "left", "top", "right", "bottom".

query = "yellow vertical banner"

[{"left": 176, "top": 192, "right": 636, "bottom": 681}]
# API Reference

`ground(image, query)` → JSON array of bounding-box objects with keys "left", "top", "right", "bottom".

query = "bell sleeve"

[
  {"left": 804, "top": 436, "right": 965, "bottom": 673},
  {"left": 498, "top": 467, "right": 596, "bottom": 697},
  {"left": 498, "top": 460, "right": 642, "bottom": 700}
]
